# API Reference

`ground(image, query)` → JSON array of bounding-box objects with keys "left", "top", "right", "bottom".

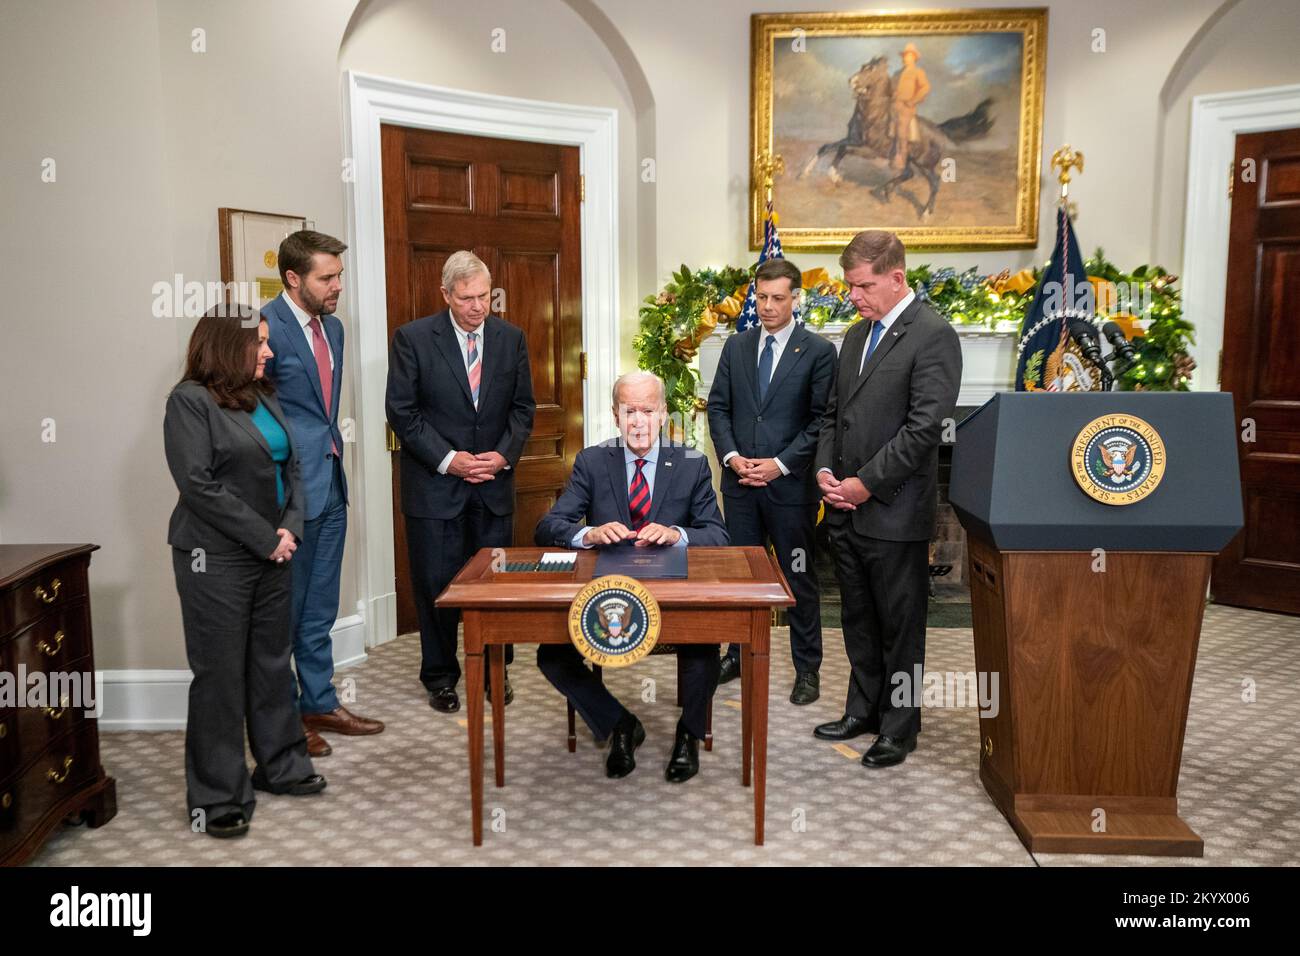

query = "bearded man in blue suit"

[{"left": 263, "top": 230, "right": 384, "bottom": 758}]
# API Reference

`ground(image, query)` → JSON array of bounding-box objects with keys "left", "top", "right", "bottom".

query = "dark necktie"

[
  {"left": 860, "top": 320, "right": 885, "bottom": 374},
  {"left": 757, "top": 333, "right": 776, "bottom": 402},
  {"left": 628, "top": 458, "right": 651, "bottom": 531}
]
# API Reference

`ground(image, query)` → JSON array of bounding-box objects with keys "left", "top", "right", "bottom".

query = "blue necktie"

[
  {"left": 757, "top": 334, "right": 776, "bottom": 402},
  {"left": 861, "top": 320, "right": 885, "bottom": 373}
]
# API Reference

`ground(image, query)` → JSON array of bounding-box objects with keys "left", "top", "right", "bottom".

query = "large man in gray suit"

[{"left": 813, "top": 231, "right": 961, "bottom": 768}]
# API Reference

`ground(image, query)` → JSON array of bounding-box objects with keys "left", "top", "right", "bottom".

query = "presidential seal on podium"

[
  {"left": 568, "top": 575, "right": 661, "bottom": 668},
  {"left": 1070, "top": 413, "right": 1167, "bottom": 505}
]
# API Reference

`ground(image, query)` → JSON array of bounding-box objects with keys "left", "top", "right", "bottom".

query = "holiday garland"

[{"left": 634, "top": 249, "right": 1195, "bottom": 443}]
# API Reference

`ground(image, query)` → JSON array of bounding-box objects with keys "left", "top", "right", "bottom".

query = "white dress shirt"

[
  {"left": 857, "top": 289, "right": 915, "bottom": 374},
  {"left": 721, "top": 318, "right": 800, "bottom": 477},
  {"left": 280, "top": 291, "right": 334, "bottom": 370},
  {"left": 437, "top": 313, "right": 494, "bottom": 475},
  {"left": 572, "top": 440, "right": 688, "bottom": 548}
]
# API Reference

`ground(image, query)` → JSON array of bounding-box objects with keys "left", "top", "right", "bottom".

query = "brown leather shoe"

[
  {"left": 302, "top": 706, "right": 385, "bottom": 736},
  {"left": 304, "top": 725, "right": 332, "bottom": 757}
]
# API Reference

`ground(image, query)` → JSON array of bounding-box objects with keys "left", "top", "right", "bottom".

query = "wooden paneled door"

[
  {"left": 1212, "top": 127, "right": 1300, "bottom": 615},
  {"left": 381, "top": 124, "right": 584, "bottom": 634}
]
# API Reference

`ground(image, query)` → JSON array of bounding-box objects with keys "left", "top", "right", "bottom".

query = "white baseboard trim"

[{"left": 98, "top": 614, "right": 369, "bottom": 732}]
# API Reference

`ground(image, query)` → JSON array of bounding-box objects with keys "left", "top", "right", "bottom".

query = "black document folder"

[{"left": 593, "top": 542, "right": 688, "bottom": 579}]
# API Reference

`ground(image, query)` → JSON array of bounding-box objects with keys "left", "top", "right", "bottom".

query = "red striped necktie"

[{"left": 628, "top": 458, "right": 651, "bottom": 531}]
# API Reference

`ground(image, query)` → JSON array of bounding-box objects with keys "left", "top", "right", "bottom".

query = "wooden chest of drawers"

[{"left": 0, "top": 544, "right": 117, "bottom": 865}]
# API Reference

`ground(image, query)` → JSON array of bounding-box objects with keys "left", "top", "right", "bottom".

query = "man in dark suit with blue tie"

[
  {"left": 535, "top": 372, "right": 729, "bottom": 783},
  {"left": 814, "top": 231, "right": 961, "bottom": 768},
  {"left": 264, "top": 231, "right": 384, "bottom": 757},
  {"left": 386, "top": 251, "right": 536, "bottom": 714},
  {"left": 707, "top": 258, "right": 837, "bottom": 705}
]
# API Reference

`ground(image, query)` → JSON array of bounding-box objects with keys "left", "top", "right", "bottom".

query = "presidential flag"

[
  {"left": 737, "top": 200, "right": 800, "bottom": 331},
  {"left": 1014, "top": 204, "right": 1094, "bottom": 391}
]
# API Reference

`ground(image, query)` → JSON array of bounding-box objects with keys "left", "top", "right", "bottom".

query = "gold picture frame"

[
  {"left": 751, "top": 8, "right": 1047, "bottom": 251},
  {"left": 218, "top": 207, "right": 310, "bottom": 306}
]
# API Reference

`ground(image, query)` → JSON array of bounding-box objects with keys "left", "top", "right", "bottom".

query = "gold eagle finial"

[{"left": 1051, "top": 145, "right": 1084, "bottom": 202}]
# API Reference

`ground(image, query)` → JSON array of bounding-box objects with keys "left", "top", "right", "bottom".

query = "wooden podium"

[
  {"left": 436, "top": 546, "right": 794, "bottom": 846},
  {"left": 950, "top": 393, "right": 1243, "bottom": 856}
]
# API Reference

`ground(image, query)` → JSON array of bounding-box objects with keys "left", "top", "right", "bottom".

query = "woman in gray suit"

[{"left": 164, "top": 304, "right": 325, "bottom": 839}]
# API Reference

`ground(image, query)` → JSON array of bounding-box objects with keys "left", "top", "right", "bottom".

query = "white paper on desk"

[{"left": 540, "top": 551, "right": 577, "bottom": 565}]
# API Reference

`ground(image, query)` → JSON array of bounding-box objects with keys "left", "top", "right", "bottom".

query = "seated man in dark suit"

[{"left": 535, "top": 371, "right": 729, "bottom": 783}]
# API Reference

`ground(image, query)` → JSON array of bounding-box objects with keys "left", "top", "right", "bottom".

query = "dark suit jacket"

[
  {"left": 262, "top": 294, "right": 347, "bottom": 520},
  {"left": 385, "top": 311, "right": 536, "bottom": 519},
  {"left": 164, "top": 380, "right": 304, "bottom": 559},
  {"left": 707, "top": 322, "right": 837, "bottom": 505},
  {"left": 815, "top": 298, "right": 962, "bottom": 541},
  {"left": 535, "top": 440, "right": 729, "bottom": 548}
]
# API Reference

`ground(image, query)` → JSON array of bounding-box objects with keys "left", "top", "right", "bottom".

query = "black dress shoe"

[
  {"left": 251, "top": 773, "right": 327, "bottom": 796},
  {"left": 813, "top": 714, "right": 873, "bottom": 741},
  {"left": 606, "top": 713, "right": 646, "bottom": 779},
  {"left": 790, "top": 671, "right": 820, "bottom": 705},
  {"left": 485, "top": 672, "right": 514, "bottom": 706},
  {"left": 427, "top": 686, "right": 460, "bottom": 713},
  {"left": 664, "top": 721, "right": 700, "bottom": 783},
  {"left": 861, "top": 735, "right": 917, "bottom": 768},
  {"left": 716, "top": 655, "right": 740, "bottom": 688},
  {"left": 207, "top": 810, "right": 249, "bottom": 839}
]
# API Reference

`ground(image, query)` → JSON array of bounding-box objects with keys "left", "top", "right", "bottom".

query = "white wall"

[
  {"left": 0, "top": 0, "right": 1271, "bottom": 674},
  {"left": 1152, "top": 0, "right": 1300, "bottom": 377}
]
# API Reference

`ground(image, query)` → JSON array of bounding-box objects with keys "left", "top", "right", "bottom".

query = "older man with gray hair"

[
  {"left": 386, "top": 250, "right": 536, "bottom": 713},
  {"left": 535, "top": 371, "right": 728, "bottom": 783}
]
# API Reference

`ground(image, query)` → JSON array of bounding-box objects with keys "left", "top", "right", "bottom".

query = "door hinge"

[
  {"left": 1217, "top": 348, "right": 1223, "bottom": 386},
  {"left": 1228, "top": 161, "right": 1234, "bottom": 199},
  {"left": 579, "top": 351, "right": 588, "bottom": 381},
  {"left": 386, "top": 422, "right": 402, "bottom": 452},
  {"left": 579, "top": 174, "right": 585, "bottom": 203}
]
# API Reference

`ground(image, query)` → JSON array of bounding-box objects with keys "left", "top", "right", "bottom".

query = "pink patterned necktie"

[
  {"left": 466, "top": 331, "right": 481, "bottom": 408},
  {"left": 308, "top": 316, "right": 339, "bottom": 454}
]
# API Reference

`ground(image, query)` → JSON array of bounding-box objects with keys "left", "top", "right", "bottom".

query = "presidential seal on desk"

[{"left": 568, "top": 575, "right": 661, "bottom": 668}]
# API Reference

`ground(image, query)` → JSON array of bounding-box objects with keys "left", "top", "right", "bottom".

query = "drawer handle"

[
  {"left": 47, "top": 756, "right": 74, "bottom": 785},
  {"left": 34, "top": 578, "right": 62, "bottom": 604},
  {"left": 38, "top": 630, "right": 65, "bottom": 657},
  {"left": 1, "top": 792, "right": 11, "bottom": 810},
  {"left": 0, "top": 723, "right": 7, "bottom": 738},
  {"left": 43, "top": 705, "right": 66, "bottom": 720},
  {"left": 983, "top": 736, "right": 994, "bottom": 758}
]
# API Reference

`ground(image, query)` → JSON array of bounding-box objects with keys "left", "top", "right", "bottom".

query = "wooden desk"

[{"left": 437, "top": 546, "right": 794, "bottom": 846}]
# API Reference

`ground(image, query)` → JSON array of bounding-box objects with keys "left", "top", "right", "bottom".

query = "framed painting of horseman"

[{"left": 751, "top": 8, "right": 1047, "bottom": 251}]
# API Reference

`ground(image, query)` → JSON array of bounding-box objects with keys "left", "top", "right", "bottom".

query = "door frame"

[
  {"left": 1182, "top": 82, "right": 1300, "bottom": 391},
  {"left": 342, "top": 70, "right": 619, "bottom": 649}
]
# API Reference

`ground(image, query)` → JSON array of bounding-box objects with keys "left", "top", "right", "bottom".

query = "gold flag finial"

[
  {"left": 1050, "top": 145, "right": 1084, "bottom": 202},
  {"left": 754, "top": 152, "right": 785, "bottom": 202}
]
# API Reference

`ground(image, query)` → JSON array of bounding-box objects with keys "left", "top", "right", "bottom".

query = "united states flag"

[{"left": 736, "top": 200, "right": 800, "bottom": 331}]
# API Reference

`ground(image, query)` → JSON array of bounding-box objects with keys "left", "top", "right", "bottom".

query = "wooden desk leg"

[
  {"left": 752, "top": 642, "right": 769, "bottom": 847},
  {"left": 489, "top": 645, "right": 506, "bottom": 788},
  {"left": 740, "top": 643, "right": 753, "bottom": 788},
  {"left": 465, "top": 632, "right": 485, "bottom": 846}
]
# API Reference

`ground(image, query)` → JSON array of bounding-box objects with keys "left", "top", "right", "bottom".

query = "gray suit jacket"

[
  {"left": 815, "top": 298, "right": 962, "bottom": 541},
  {"left": 164, "top": 380, "right": 305, "bottom": 559}
]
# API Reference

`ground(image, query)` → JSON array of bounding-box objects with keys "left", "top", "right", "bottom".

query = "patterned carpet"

[{"left": 27, "top": 604, "right": 1300, "bottom": 866}]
